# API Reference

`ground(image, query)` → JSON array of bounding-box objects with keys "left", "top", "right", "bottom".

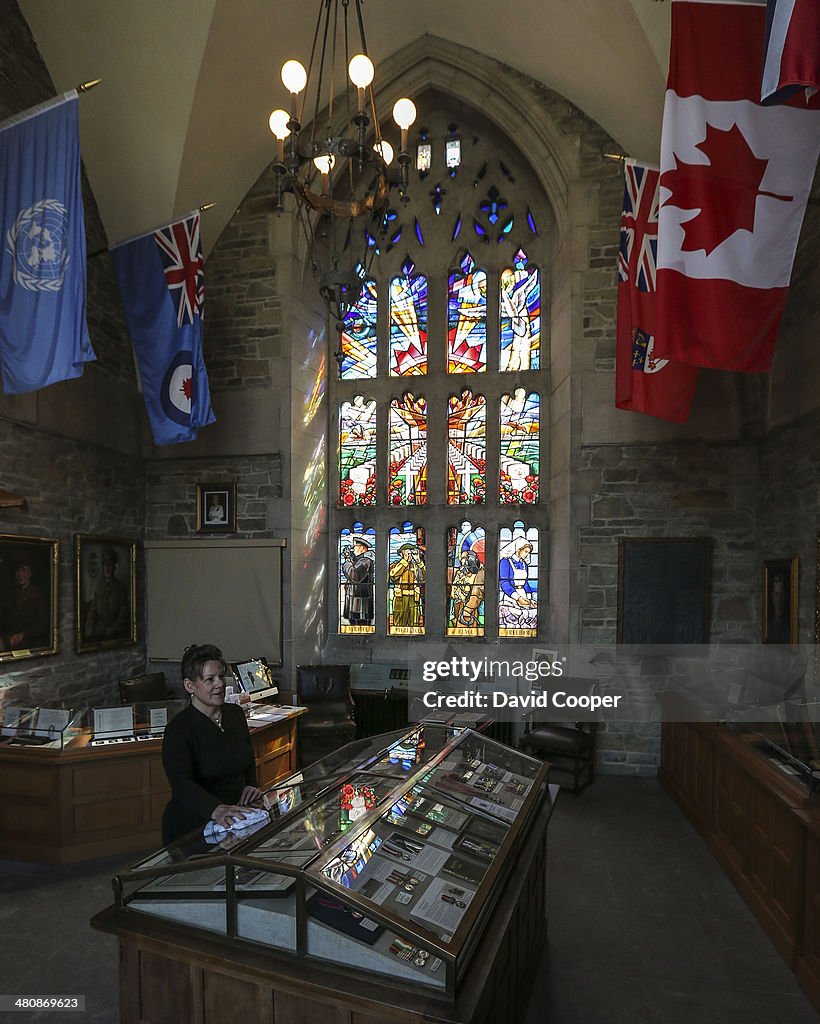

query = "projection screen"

[{"left": 144, "top": 539, "right": 284, "bottom": 664}]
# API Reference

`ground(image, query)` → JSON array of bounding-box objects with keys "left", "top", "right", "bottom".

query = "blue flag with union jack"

[{"left": 111, "top": 212, "right": 214, "bottom": 445}]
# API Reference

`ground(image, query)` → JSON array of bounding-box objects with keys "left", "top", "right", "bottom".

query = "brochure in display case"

[
  {"left": 111, "top": 723, "right": 551, "bottom": 1000},
  {"left": 0, "top": 706, "right": 83, "bottom": 748},
  {"left": 88, "top": 700, "right": 188, "bottom": 746}
]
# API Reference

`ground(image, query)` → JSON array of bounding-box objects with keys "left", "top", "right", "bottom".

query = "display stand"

[
  {"left": 659, "top": 694, "right": 820, "bottom": 1014},
  {"left": 0, "top": 703, "right": 306, "bottom": 863},
  {"left": 92, "top": 725, "right": 558, "bottom": 1023}
]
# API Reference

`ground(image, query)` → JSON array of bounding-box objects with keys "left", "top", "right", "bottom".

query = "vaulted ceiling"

[{"left": 19, "top": 0, "right": 671, "bottom": 254}]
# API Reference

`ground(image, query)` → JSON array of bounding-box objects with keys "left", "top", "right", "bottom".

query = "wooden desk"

[
  {"left": 247, "top": 705, "right": 306, "bottom": 788},
  {"left": 0, "top": 706, "right": 306, "bottom": 864}
]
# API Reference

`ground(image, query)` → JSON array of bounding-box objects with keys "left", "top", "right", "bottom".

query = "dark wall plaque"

[{"left": 617, "top": 538, "right": 711, "bottom": 644}]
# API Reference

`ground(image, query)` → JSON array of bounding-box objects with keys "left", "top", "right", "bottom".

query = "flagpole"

[
  {"left": 0, "top": 80, "right": 103, "bottom": 134},
  {"left": 90, "top": 205, "right": 216, "bottom": 260}
]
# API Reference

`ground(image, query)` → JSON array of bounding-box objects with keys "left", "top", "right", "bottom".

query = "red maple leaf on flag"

[
  {"left": 660, "top": 123, "right": 792, "bottom": 254},
  {"left": 181, "top": 377, "right": 192, "bottom": 401}
]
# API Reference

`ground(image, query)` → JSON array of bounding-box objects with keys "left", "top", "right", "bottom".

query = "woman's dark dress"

[{"left": 161, "top": 701, "right": 257, "bottom": 845}]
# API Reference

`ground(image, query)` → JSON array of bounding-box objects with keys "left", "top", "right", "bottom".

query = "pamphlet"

[
  {"left": 410, "top": 875, "right": 476, "bottom": 933},
  {"left": 33, "top": 707, "right": 70, "bottom": 736},
  {"left": 93, "top": 706, "right": 134, "bottom": 741},
  {"left": 149, "top": 707, "right": 168, "bottom": 732},
  {"left": 1, "top": 706, "right": 22, "bottom": 738}
]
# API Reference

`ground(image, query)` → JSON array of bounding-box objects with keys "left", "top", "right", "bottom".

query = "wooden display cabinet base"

[
  {"left": 0, "top": 711, "right": 304, "bottom": 864},
  {"left": 92, "top": 794, "right": 554, "bottom": 1024}
]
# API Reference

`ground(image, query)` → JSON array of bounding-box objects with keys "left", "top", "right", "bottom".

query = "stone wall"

[
  {"left": 0, "top": 418, "right": 145, "bottom": 710},
  {"left": 575, "top": 441, "right": 759, "bottom": 774},
  {"left": 578, "top": 443, "right": 759, "bottom": 644},
  {"left": 204, "top": 168, "right": 282, "bottom": 391},
  {"left": 0, "top": 1, "right": 145, "bottom": 715},
  {"left": 144, "top": 455, "right": 284, "bottom": 540},
  {"left": 758, "top": 410, "right": 820, "bottom": 645}
]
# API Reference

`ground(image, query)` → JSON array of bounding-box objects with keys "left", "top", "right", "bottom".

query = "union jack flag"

[
  {"left": 618, "top": 161, "right": 659, "bottom": 292},
  {"left": 154, "top": 213, "right": 204, "bottom": 327}
]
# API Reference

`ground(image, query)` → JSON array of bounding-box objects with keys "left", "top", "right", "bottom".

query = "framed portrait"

[
  {"left": 196, "top": 481, "right": 237, "bottom": 533},
  {"left": 75, "top": 535, "right": 137, "bottom": 653},
  {"left": 762, "top": 557, "right": 798, "bottom": 645},
  {"left": 617, "top": 537, "right": 711, "bottom": 645},
  {"left": 0, "top": 534, "right": 59, "bottom": 662},
  {"left": 816, "top": 534, "right": 820, "bottom": 646}
]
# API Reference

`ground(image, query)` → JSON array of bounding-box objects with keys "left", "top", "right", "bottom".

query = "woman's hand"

[
  {"left": 211, "top": 803, "right": 252, "bottom": 828},
  {"left": 238, "top": 785, "right": 262, "bottom": 806}
]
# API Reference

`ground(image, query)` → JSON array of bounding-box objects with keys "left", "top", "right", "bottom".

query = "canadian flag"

[{"left": 654, "top": 0, "right": 820, "bottom": 373}]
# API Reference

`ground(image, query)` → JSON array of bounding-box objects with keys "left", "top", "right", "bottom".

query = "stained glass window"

[
  {"left": 446, "top": 521, "right": 485, "bottom": 637},
  {"left": 499, "top": 389, "right": 540, "bottom": 504},
  {"left": 389, "top": 394, "right": 427, "bottom": 506},
  {"left": 499, "top": 250, "right": 540, "bottom": 371},
  {"left": 447, "top": 252, "right": 487, "bottom": 373},
  {"left": 498, "top": 522, "right": 538, "bottom": 637},
  {"left": 447, "top": 389, "right": 486, "bottom": 505},
  {"left": 339, "top": 524, "right": 376, "bottom": 634},
  {"left": 339, "top": 279, "right": 378, "bottom": 379},
  {"left": 387, "top": 522, "right": 426, "bottom": 636},
  {"left": 329, "top": 110, "right": 549, "bottom": 640},
  {"left": 339, "top": 397, "right": 377, "bottom": 506},
  {"left": 390, "top": 261, "right": 427, "bottom": 376}
]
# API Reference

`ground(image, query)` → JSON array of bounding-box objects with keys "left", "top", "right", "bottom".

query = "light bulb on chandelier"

[{"left": 265, "top": 0, "right": 415, "bottom": 326}]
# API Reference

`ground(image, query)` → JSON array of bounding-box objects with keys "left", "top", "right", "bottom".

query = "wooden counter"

[
  {"left": 659, "top": 705, "right": 820, "bottom": 1014},
  {"left": 0, "top": 706, "right": 306, "bottom": 864}
]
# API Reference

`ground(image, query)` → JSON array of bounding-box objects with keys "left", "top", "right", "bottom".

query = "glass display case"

[
  {"left": 726, "top": 700, "right": 820, "bottom": 795},
  {"left": 113, "top": 724, "right": 549, "bottom": 1000},
  {"left": 87, "top": 699, "right": 187, "bottom": 746},
  {"left": 0, "top": 705, "right": 84, "bottom": 749},
  {"left": 0, "top": 699, "right": 189, "bottom": 751}
]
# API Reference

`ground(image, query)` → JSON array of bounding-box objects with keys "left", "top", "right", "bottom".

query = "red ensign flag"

[{"left": 615, "top": 161, "right": 698, "bottom": 423}]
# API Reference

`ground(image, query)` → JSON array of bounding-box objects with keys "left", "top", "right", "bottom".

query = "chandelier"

[{"left": 267, "top": 0, "right": 416, "bottom": 325}]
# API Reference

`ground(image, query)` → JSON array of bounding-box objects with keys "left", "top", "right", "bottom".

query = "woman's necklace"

[{"left": 213, "top": 709, "right": 224, "bottom": 732}]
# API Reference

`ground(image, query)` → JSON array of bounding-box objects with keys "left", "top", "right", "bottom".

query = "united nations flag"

[{"left": 0, "top": 92, "right": 95, "bottom": 394}]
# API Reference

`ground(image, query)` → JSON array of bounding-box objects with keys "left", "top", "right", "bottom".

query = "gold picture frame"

[
  {"left": 75, "top": 535, "right": 137, "bottom": 653},
  {"left": 815, "top": 533, "right": 820, "bottom": 645},
  {"left": 0, "top": 533, "right": 59, "bottom": 662},
  {"left": 762, "top": 557, "right": 798, "bottom": 645}
]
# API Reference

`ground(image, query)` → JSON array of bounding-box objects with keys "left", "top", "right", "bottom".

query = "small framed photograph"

[
  {"left": 763, "top": 557, "right": 798, "bottom": 645},
  {"left": 0, "top": 534, "right": 59, "bottom": 662},
  {"left": 75, "top": 535, "right": 137, "bottom": 653},
  {"left": 196, "top": 481, "right": 236, "bottom": 533}
]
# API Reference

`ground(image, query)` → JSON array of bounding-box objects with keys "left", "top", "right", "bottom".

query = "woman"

[
  {"left": 498, "top": 539, "right": 538, "bottom": 632},
  {"left": 161, "top": 643, "right": 262, "bottom": 845}
]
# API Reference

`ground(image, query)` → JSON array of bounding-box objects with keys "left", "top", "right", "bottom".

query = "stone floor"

[{"left": 0, "top": 776, "right": 816, "bottom": 1023}]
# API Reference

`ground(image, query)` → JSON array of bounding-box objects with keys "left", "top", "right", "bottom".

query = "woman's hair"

[{"left": 181, "top": 643, "right": 226, "bottom": 683}]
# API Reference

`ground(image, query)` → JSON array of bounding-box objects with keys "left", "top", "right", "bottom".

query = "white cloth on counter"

[{"left": 203, "top": 807, "right": 270, "bottom": 837}]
